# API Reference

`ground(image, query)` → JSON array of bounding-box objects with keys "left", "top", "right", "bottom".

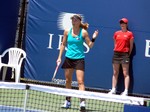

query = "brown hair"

[
  {"left": 71, "top": 14, "right": 89, "bottom": 30},
  {"left": 80, "top": 22, "right": 89, "bottom": 30}
]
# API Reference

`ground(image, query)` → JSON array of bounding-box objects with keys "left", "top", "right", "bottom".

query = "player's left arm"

[{"left": 83, "top": 29, "right": 99, "bottom": 48}]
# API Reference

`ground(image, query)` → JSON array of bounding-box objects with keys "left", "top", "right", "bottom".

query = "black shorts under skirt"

[
  {"left": 112, "top": 51, "right": 130, "bottom": 64},
  {"left": 61, "top": 57, "right": 85, "bottom": 71}
]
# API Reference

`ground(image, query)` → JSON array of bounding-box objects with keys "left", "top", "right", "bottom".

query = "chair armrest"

[
  {"left": 0, "top": 49, "right": 9, "bottom": 63},
  {"left": 18, "top": 57, "right": 26, "bottom": 67},
  {"left": 1, "top": 48, "right": 9, "bottom": 57}
]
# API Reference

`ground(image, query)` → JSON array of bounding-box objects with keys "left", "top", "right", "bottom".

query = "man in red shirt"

[{"left": 109, "top": 18, "right": 134, "bottom": 96}]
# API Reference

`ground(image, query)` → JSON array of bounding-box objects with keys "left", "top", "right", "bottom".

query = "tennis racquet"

[{"left": 52, "top": 61, "right": 60, "bottom": 81}]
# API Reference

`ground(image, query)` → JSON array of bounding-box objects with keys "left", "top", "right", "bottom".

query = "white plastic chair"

[{"left": 0, "top": 48, "right": 26, "bottom": 83}]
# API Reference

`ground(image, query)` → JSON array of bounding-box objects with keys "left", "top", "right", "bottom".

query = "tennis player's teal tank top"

[{"left": 65, "top": 28, "right": 85, "bottom": 59}]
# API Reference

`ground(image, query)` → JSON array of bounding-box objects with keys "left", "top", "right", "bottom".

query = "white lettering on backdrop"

[{"left": 145, "top": 40, "right": 150, "bottom": 57}]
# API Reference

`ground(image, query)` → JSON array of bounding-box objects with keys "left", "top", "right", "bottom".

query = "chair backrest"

[{"left": 6, "top": 48, "right": 26, "bottom": 65}]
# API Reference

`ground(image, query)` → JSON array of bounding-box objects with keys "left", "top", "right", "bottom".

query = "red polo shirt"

[{"left": 113, "top": 30, "right": 134, "bottom": 52}]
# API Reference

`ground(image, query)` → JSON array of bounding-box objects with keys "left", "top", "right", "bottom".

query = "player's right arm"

[{"left": 57, "top": 29, "right": 68, "bottom": 63}]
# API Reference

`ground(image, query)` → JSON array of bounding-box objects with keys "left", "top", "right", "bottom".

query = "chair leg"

[
  {"left": 11, "top": 68, "right": 15, "bottom": 79},
  {"left": 2, "top": 67, "right": 7, "bottom": 81},
  {"left": 15, "top": 68, "right": 21, "bottom": 83}
]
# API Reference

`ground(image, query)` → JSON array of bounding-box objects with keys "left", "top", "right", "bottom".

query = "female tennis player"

[
  {"left": 109, "top": 18, "right": 134, "bottom": 96},
  {"left": 56, "top": 14, "right": 99, "bottom": 111}
]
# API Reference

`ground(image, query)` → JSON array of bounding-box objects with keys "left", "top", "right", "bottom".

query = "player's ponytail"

[{"left": 80, "top": 22, "right": 89, "bottom": 30}]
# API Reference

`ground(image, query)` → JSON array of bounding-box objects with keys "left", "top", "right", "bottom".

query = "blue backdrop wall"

[
  {"left": 0, "top": 0, "right": 20, "bottom": 53},
  {"left": 24, "top": 0, "right": 150, "bottom": 95}
]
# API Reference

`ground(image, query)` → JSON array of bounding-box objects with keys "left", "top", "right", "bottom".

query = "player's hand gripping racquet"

[{"left": 52, "top": 61, "right": 60, "bottom": 81}]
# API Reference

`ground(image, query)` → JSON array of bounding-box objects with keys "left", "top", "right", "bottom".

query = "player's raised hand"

[{"left": 92, "top": 30, "right": 99, "bottom": 39}]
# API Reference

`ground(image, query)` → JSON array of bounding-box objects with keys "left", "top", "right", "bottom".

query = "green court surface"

[
  {"left": 0, "top": 82, "right": 150, "bottom": 112},
  {"left": 0, "top": 88, "right": 124, "bottom": 112}
]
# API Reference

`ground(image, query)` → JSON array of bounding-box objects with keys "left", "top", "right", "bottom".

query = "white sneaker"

[
  {"left": 80, "top": 101, "right": 86, "bottom": 111},
  {"left": 61, "top": 100, "right": 71, "bottom": 108},
  {"left": 108, "top": 89, "right": 116, "bottom": 95},
  {"left": 121, "top": 91, "right": 128, "bottom": 96}
]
